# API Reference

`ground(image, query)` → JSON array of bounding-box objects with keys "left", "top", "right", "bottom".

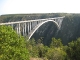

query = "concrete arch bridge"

[{"left": 0, "top": 16, "right": 65, "bottom": 40}]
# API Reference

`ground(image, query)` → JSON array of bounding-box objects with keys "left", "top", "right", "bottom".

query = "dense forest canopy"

[{"left": 0, "top": 25, "right": 80, "bottom": 60}]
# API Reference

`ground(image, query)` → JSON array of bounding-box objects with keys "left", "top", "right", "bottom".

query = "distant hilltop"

[{"left": 0, "top": 13, "right": 77, "bottom": 23}]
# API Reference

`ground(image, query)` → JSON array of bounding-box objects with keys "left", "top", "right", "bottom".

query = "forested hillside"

[
  {"left": 0, "top": 13, "right": 80, "bottom": 45},
  {"left": 0, "top": 25, "right": 80, "bottom": 60}
]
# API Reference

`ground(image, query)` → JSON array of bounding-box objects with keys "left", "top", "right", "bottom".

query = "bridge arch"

[{"left": 28, "top": 20, "right": 60, "bottom": 39}]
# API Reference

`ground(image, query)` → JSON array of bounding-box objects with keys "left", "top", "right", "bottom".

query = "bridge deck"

[{"left": 0, "top": 16, "right": 65, "bottom": 25}]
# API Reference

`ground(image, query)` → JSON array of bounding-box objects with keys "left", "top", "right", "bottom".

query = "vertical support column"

[
  {"left": 23, "top": 23, "right": 24, "bottom": 36},
  {"left": 34, "top": 21, "right": 37, "bottom": 26},
  {"left": 30, "top": 22, "right": 31, "bottom": 32},
  {"left": 59, "top": 18, "right": 63, "bottom": 29},
  {"left": 31, "top": 22, "right": 32, "bottom": 30},
  {"left": 18, "top": 23, "right": 20, "bottom": 34},
  {"left": 32, "top": 21, "right": 35, "bottom": 29},
  {"left": 11, "top": 24, "right": 13, "bottom": 30},
  {"left": 24, "top": 23, "right": 26, "bottom": 36},
  {"left": 37, "top": 21, "right": 38, "bottom": 24},
  {"left": 27, "top": 22, "right": 29, "bottom": 34},
  {"left": 17, "top": 24, "right": 18, "bottom": 34},
  {"left": 31, "top": 22, "right": 33, "bottom": 29},
  {"left": 56, "top": 18, "right": 63, "bottom": 29}
]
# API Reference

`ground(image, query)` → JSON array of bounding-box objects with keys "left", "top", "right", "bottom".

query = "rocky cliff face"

[{"left": 58, "top": 15, "right": 80, "bottom": 45}]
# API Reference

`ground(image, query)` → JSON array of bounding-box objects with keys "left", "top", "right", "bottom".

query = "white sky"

[{"left": 0, "top": 0, "right": 80, "bottom": 15}]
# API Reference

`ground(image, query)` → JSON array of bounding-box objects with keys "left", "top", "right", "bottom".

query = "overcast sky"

[{"left": 0, "top": 0, "right": 80, "bottom": 15}]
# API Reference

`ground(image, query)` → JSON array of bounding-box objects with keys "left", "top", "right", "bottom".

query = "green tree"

[
  {"left": 0, "top": 25, "right": 29, "bottom": 60},
  {"left": 50, "top": 38, "right": 63, "bottom": 48},
  {"left": 26, "top": 38, "right": 39, "bottom": 57},
  {"left": 45, "top": 47, "right": 67, "bottom": 60},
  {"left": 66, "top": 38, "right": 80, "bottom": 60},
  {"left": 45, "top": 38, "right": 67, "bottom": 60}
]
